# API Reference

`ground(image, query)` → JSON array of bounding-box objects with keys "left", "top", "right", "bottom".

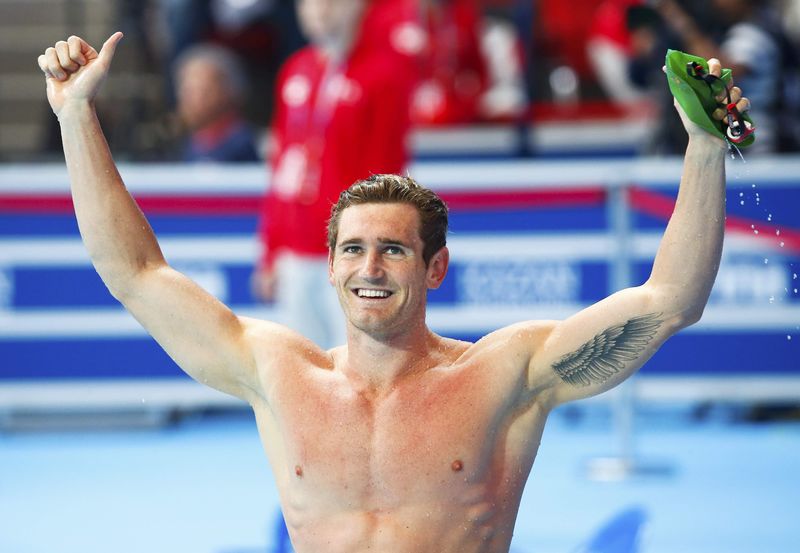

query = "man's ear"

[
  {"left": 328, "top": 250, "right": 335, "bottom": 285},
  {"left": 426, "top": 246, "right": 449, "bottom": 290}
]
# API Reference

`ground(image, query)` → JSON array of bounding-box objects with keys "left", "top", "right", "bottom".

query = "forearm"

[
  {"left": 646, "top": 134, "right": 727, "bottom": 323},
  {"left": 59, "top": 102, "right": 165, "bottom": 297}
]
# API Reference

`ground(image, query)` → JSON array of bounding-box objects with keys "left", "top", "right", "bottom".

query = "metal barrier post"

[{"left": 585, "top": 181, "right": 673, "bottom": 481}]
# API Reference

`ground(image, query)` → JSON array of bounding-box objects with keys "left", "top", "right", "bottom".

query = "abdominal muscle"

[{"left": 284, "top": 495, "right": 519, "bottom": 553}]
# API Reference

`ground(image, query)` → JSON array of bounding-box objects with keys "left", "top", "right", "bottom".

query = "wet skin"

[
  {"left": 247, "top": 203, "right": 553, "bottom": 553},
  {"left": 251, "top": 335, "right": 551, "bottom": 553}
]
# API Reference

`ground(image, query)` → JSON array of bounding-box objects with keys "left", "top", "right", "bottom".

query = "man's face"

[
  {"left": 177, "top": 58, "right": 231, "bottom": 130},
  {"left": 328, "top": 203, "right": 447, "bottom": 339},
  {"left": 297, "top": 0, "right": 365, "bottom": 48}
]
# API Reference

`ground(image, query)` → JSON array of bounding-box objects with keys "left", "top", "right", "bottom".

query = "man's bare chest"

[{"left": 267, "top": 369, "right": 516, "bottom": 504}]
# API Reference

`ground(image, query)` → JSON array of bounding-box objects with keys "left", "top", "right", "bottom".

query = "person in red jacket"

[
  {"left": 253, "top": 0, "right": 422, "bottom": 348},
  {"left": 412, "top": 0, "right": 489, "bottom": 125}
]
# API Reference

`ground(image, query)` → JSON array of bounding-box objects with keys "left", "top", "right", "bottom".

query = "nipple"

[
  {"left": 295, "top": 465, "right": 303, "bottom": 477},
  {"left": 451, "top": 460, "right": 463, "bottom": 472}
]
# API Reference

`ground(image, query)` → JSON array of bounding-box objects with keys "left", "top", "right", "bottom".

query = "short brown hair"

[{"left": 327, "top": 174, "right": 448, "bottom": 265}]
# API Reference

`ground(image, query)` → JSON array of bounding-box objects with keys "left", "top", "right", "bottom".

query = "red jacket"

[
  {"left": 259, "top": 2, "right": 421, "bottom": 269},
  {"left": 412, "top": 0, "right": 489, "bottom": 125}
]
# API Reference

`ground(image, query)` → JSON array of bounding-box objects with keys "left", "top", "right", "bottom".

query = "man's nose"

[{"left": 359, "top": 250, "right": 385, "bottom": 280}]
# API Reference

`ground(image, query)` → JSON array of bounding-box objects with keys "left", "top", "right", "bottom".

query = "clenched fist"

[{"left": 37, "top": 32, "right": 123, "bottom": 116}]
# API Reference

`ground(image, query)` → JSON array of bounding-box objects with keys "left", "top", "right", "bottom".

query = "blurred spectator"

[
  {"left": 777, "top": 0, "right": 800, "bottom": 45},
  {"left": 624, "top": 3, "right": 691, "bottom": 154},
  {"left": 412, "top": 0, "right": 489, "bottom": 124},
  {"left": 411, "top": 0, "right": 527, "bottom": 124},
  {"left": 479, "top": 11, "right": 528, "bottom": 120},
  {"left": 253, "top": 0, "right": 421, "bottom": 348},
  {"left": 172, "top": 44, "right": 260, "bottom": 162},
  {"left": 157, "top": 0, "right": 304, "bottom": 127},
  {"left": 536, "top": 0, "right": 608, "bottom": 103},
  {"left": 586, "top": 0, "right": 649, "bottom": 105},
  {"left": 656, "top": 0, "right": 799, "bottom": 153}
]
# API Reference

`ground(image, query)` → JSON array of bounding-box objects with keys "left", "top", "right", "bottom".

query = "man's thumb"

[{"left": 98, "top": 31, "right": 124, "bottom": 64}]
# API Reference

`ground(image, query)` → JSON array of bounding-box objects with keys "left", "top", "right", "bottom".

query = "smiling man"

[{"left": 39, "top": 31, "right": 749, "bottom": 553}]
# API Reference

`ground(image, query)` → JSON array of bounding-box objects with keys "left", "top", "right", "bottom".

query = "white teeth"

[{"left": 357, "top": 289, "right": 390, "bottom": 298}]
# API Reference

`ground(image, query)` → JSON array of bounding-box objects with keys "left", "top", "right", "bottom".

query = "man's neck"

[{"left": 341, "top": 320, "right": 441, "bottom": 396}]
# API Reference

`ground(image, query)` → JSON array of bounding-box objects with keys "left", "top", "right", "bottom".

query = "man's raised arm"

[
  {"left": 522, "top": 59, "right": 745, "bottom": 407},
  {"left": 38, "top": 34, "right": 269, "bottom": 402}
]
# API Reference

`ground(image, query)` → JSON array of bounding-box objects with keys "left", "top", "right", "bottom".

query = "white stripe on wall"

[
  {"left": 0, "top": 232, "right": 781, "bottom": 265},
  {"left": 0, "top": 304, "right": 797, "bottom": 339},
  {"left": 2, "top": 157, "right": 800, "bottom": 194}
]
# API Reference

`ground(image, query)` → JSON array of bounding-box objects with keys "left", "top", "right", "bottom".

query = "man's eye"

[
  {"left": 384, "top": 246, "right": 403, "bottom": 255},
  {"left": 343, "top": 245, "right": 361, "bottom": 254}
]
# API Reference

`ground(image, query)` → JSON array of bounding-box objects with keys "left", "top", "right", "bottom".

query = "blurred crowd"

[{"left": 40, "top": 0, "right": 799, "bottom": 160}]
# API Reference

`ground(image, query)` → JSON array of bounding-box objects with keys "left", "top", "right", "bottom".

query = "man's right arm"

[{"left": 39, "top": 34, "right": 273, "bottom": 402}]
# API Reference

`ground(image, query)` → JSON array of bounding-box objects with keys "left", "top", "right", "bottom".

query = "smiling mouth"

[{"left": 354, "top": 288, "right": 393, "bottom": 299}]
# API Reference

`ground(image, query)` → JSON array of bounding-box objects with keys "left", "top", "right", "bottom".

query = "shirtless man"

[{"left": 38, "top": 33, "right": 748, "bottom": 553}]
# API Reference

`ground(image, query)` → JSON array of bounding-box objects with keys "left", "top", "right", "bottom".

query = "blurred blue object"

[
  {"left": 576, "top": 505, "right": 648, "bottom": 553},
  {"left": 272, "top": 509, "right": 293, "bottom": 553}
]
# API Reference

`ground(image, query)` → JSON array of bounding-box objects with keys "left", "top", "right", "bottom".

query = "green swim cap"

[{"left": 664, "top": 49, "right": 755, "bottom": 147}]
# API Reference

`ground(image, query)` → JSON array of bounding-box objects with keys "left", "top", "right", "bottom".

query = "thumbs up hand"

[{"left": 37, "top": 32, "right": 124, "bottom": 116}]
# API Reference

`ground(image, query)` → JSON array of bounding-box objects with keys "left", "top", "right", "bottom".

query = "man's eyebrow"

[
  {"left": 336, "top": 237, "right": 412, "bottom": 249},
  {"left": 377, "top": 237, "right": 411, "bottom": 248},
  {"left": 337, "top": 238, "right": 363, "bottom": 246}
]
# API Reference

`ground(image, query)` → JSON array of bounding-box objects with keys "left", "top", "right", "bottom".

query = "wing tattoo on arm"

[{"left": 552, "top": 313, "right": 663, "bottom": 387}]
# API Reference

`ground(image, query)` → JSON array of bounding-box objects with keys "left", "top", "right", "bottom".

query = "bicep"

[
  {"left": 118, "top": 264, "right": 262, "bottom": 402},
  {"left": 529, "top": 286, "right": 681, "bottom": 407}
]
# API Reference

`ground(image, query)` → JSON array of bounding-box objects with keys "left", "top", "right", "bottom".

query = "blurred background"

[{"left": 1, "top": 0, "right": 799, "bottom": 552}]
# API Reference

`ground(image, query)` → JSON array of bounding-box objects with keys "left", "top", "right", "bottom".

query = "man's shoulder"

[
  {"left": 452, "top": 320, "right": 556, "bottom": 368},
  {"left": 241, "top": 317, "right": 334, "bottom": 370}
]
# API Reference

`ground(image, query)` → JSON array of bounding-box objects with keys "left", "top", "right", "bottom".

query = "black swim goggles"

[{"left": 686, "top": 61, "right": 755, "bottom": 144}]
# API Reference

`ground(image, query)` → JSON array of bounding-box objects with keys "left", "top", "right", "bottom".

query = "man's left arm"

[{"left": 528, "top": 61, "right": 745, "bottom": 407}]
